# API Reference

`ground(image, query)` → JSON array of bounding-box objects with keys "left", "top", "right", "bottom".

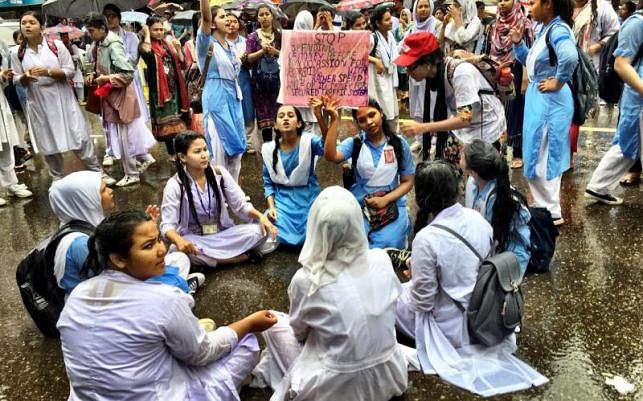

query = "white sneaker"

[
  {"left": 101, "top": 173, "right": 117, "bottom": 186},
  {"left": 8, "top": 183, "right": 33, "bottom": 198},
  {"left": 102, "top": 155, "right": 114, "bottom": 167},
  {"left": 0, "top": 197, "right": 6, "bottom": 207},
  {"left": 115, "top": 175, "right": 140, "bottom": 187},
  {"left": 137, "top": 157, "right": 156, "bottom": 174},
  {"left": 187, "top": 272, "right": 206, "bottom": 294}
]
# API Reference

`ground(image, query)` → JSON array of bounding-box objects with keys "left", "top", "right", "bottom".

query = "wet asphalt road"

[{"left": 0, "top": 108, "right": 641, "bottom": 401}]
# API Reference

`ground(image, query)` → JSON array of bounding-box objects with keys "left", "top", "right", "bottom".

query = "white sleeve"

[
  {"left": 160, "top": 178, "right": 182, "bottom": 236},
  {"left": 54, "top": 41, "right": 76, "bottom": 78},
  {"left": 409, "top": 234, "right": 439, "bottom": 313},
  {"left": 452, "top": 63, "right": 481, "bottom": 109}
]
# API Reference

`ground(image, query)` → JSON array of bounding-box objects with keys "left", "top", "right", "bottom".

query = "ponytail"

[{"left": 272, "top": 129, "right": 281, "bottom": 172}]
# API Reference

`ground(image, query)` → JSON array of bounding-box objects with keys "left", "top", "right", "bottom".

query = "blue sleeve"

[
  {"left": 262, "top": 164, "right": 276, "bottom": 199},
  {"left": 62, "top": 235, "right": 90, "bottom": 294},
  {"left": 398, "top": 138, "right": 415, "bottom": 176},
  {"left": 550, "top": 25, "right": 578, "bottom": 83},
  {"left": 614, "top": 16, "right": 643, "bottom": 60},
  {"left": 506, "top": 206, "right": 531, "bottom": 276},
  {"left": 337, "top": 137, "right": 354, "bottom": 163},
  {"left": 513, "top": 41, "right": 530, "bottom": 66},
  {"left": 196, "top": 29, "right": 210, "bottom": 70},
  {"left": 146, "top": 266, "right": 189, "bottom": 293},
  {"left": 311, "top": 136, "right": 325, "bottom": 156}
]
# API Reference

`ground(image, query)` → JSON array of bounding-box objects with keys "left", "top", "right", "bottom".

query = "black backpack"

[
  {"left": 432, "top": 224, "right": 524, "bottom": 347},
  {"left": 545, "top": 25, "right": 599, "bottom": 126},
  {"left": 256, "top": 55, "right": 280, "bottom": 94},
  {"left": 598, "top": 12, "right": 643, "bottom": 104},
  {"left": 16, "top": 220, "right": 94, "bottom": 338},
  {"left": 524, "top": 206, "right": 559, "bottom": 273}
]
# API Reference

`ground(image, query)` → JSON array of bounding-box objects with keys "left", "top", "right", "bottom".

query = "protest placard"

[{"left": 280, "top": 30, "right": 369, "bottom": 107}]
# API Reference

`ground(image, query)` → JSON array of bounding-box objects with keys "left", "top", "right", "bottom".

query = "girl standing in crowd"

[
  {"left": 11, "top": 11, "right": 108, "bottom": 182},
  {"left": 394, "top": 9, "right": 413, "bottom": 110},
  {"left": 324, "top": 99, "right": 414, "bottom": 249},
  {"left": 261, "top": 104, "right": 327, "bottom": 248},
  {"left": 102, "top": 4, "right": 155, "bottom": 171},
  {"left": 462, "top": 140, "right": 531, "bottom": 275},
  {"left": 59, "top": 32, "right": 84, "bottom": 103},
  {"left": 368, "top": 7, "right": 400, "bottom": 134},
  {"left": 140, "top": 15, "right": 190, "bottom": 157},
  {"left": 0, "top": 54, "right": 32, "bottom": 206},
  {"left": 227, "top": 12, "right": 258, "bottom": 155},
  {"left": 198, "top": 1, "right": 246, "bottom": 182},
  {"left": 395, "top": 161, "right": 547, "bottom": 396},
  {"left": 85, "top": 14, "right": 156, "bottom": 187},
  {"left": 345, "top": 10, "right": 369, "bottom": 30},
  {"left": 488, "top": 0, "right": 534, "bottom": 169},
  {"left": 441, "top": 0, "right": 482, "bottom": 53},
  {"left": 245, "top": 5, "right": 281, "bottom": 143},
  {"left": 510, "top": 0, "right": 578, "bottom": 226},
  {"left": 57, "top": 210, "right": 278, "bottom": 400},
  {"left": 252, "top": 186, "right": 409, "bottom": 401},
  {"left": 160, "top": 132, "right": 278, "bottom": 268}
]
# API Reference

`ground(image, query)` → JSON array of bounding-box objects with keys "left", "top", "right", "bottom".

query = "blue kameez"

[
  {"left": 196, "top": 30, "right": 246, "bottom": 157},
  {"left": 338, "top": 133, "right": 415, "bottom": 249},
  {"left": 262, "top": 137, "right": 324, "bottom": 246},
  {"left": 513, "top": 17, "right": 578, "bottom": 180}
]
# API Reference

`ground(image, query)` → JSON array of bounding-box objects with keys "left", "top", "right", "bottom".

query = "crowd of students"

[{"left": 6, "top": 0, "right": 643, "bottom": 399}]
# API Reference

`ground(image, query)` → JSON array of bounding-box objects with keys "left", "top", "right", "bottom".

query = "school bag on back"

[
  {"left": 446, "top": 55, "right": 516, "bottom": 103},
  {"left": 545, "top": 25, "right": 599, "bottom": 126},
  {"left": 432, "top": 224, "right": 524, "bottom": 347},
  {"left": 598, "top": 11, "right": 643, "bottom": 104},
  {"left": 16, "top": 220, "right": 94, "bottom": 338}
]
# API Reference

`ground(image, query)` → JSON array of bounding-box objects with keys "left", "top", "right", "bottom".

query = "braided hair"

[
  {"left": 173, "top": 131, "right": 223, "bottom": 235},
  {"left": 464, "top": 140, "right": 520, "bottom": 249},
  {"left": 413, "top": 161, "right": 461, "bottom": 233},
  {"left": 272, "top": 105, "right": 305, "bottom": 172},
  {"left": 81, "top": 210, "right": 151, "bottom": 278},
  {"left": 351, "top": 98, "right": 405, "bottom": 168}
]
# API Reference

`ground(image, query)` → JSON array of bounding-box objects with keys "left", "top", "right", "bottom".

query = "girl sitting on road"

[{"left": 160, "top": 131, "right": 278, "bottom": 268}]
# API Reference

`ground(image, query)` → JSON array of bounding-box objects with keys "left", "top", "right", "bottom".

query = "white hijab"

[
  {"left": 294, "top": 10, "right": 314, "bottom": 30},
  {"left": 49, "top": 171, "right": 104, "bottom": 227},
  {"left": 298, "top": 186, "right": 369, "bottom": 295},
  {"left": 445, "top": 0, "right": 480, "bottom": 42}
]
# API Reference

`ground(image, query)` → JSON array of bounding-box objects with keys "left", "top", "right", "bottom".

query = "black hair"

[
  {"left": 544, "top": 0, "right": 574, "bottom": 27},
  {"left": 414, "top": 161, "right": 461, "bottom": 233},
  {"left": 344, "top": 11, "right": 365, "bottom": 30},
  {"left": 84, "top": 12, "right": 108, "bottom": 31},
  {"left": 351, "top": 98, "right": 405, "bottom": 168},
  {"left": 81, "top": 210, "right": 151, "bottom": 277},
  {"left": 13, "top": 29, "right": 21, "bottom": 42},
  {"left": 272, "top": 106, "right": 305, "bottom": 172},
  {"left": 173, "top": 131, "right": 223, "bottom": 235},
  {"left": 18, "top": 11, "right": 45, "bottom": 58},
  {"left": 210, "top": 5, "right": 223, "bottom": 31},
  {"left": 370, "top": 6, "right": 391, "bottom": 32},
  {"left": 464, "top": 139, "right": 520, "bottom": 249},
  {"left": 192, "top": 11, "right": 202, "bottom": 37},
  {"left": 475, "top": 1, "right": 485, "bottom": 7},
  {"left": 318, "top": 5, "right": 335, "bottom": 16},
  {"left": 102, "top": 3, "right": 122, "bottom": 20},
  {"left": 638, "top": 0, "right": 643, "bottom": 11},
  {"left": 146, "top": 14, "right": 164, "bottom": 27},
  {"left": 623, "top": 0, "right": 636, "bottom": 14}
]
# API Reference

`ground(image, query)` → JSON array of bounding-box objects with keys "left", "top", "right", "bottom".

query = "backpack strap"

[
  {"left": 370, "top": 32, "right": 379, "bottom": 58},
  {"left": 432, "top": 224, "right": 484, "bottom": 262},
  {"left": 350, "top": 135, "right": 362, "bottom": 172},
  {"left": 43, "top": 220, "right": 95, "bottom": 266},
  {"left": 545, "top": 24, "right": 559, "bottom": 67},
  {"left": 197, "top": 43, "right": 214, "bottom": 90},
  {"left": 17, "top": 39, "right": 60, "bottom": 63}
]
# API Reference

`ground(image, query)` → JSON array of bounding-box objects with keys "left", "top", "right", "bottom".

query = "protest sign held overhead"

[{"left": 281, "top": 31, "right": 370, "bottom": 108}]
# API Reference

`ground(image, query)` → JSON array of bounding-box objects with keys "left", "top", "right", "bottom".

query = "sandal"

[
  {"left": 510, "top": 158, "right": 523, "bottom": 169},
  {"left": 619, "top": 175, "right": 641, "bottom": 187}
]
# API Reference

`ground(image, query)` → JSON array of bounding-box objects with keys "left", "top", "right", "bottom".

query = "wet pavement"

[{"left": 0, "top": 108, "right": 641, "bottom": 401}]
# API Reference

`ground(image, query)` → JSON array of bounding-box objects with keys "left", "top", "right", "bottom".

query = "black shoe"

[
  {"left": 385, "top": 248, "right": 411, "bottom": 271},
  {"left": 187, "top": 273, "right": 206, "bottom": 294},
  {"left": 245, "top": 249, "right": 263, "bottom": 264},
  {"left": 584, "top": 189, "right": 623, "bottom": 205}
]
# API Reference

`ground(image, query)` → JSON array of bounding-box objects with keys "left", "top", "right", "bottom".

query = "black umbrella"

[{"left": 279, "top": 0, "right": 334, "bottom": 19}]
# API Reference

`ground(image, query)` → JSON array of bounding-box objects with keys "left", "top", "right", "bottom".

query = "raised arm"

[{"left": 200, "top": 0, "right": 212, "bottom": 37}]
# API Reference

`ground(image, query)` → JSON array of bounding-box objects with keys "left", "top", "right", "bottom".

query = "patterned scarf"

[
  {"left": 489, "top": 0, "right": 534, "bottom": 65},
  {"left": 150, "top": 38, "right": 189, "bottom": 111}
]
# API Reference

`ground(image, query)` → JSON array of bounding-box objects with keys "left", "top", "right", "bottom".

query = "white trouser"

[
  {"left": 115, "top": 123, "right": 139, "bottom": 177},
  {"left": 208, "top": 115, "right": 242, "bottom": 183},
  {"left": 587, "top": 145, "right": 640, "bottom": 195},
  {"left": 165, "top": 251, "right": 191, "bottom": 279},
  {"left": 43, "top": 138, "right": 101, "bottom": 179},
  {"left": 0, "top": 144, "right": 18, "bottom": 187},
  {"left": 528, "top": 129, "right": 562, "bottom": 219}
]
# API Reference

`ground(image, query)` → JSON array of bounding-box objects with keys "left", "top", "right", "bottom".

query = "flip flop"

[
  {"left": 619, "top": 177, "right": 641, "bottom": 186},
  {"left": 510, "top": 159, "right": 523, "bottom": 169}
]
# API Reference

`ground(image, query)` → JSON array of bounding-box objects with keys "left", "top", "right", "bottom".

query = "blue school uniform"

[
  {"left": 338, "top": 132, "right": 415, "bottom": 249},
  {"left": 613, "top": 14, "right": 643, "bottom": 159},
  {"left": 262, "top": 135, "right": 324, "bottom": 246},
  {"left": 513, "top": 17, "right": 578, "bottom": 180}
]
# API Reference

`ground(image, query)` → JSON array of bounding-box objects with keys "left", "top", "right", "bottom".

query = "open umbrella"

[
  {"left": 280, "top": 0, "right": 332, "bottom": 18},
  {"left": 171, "top": 10, "right": 198, "bottom": 23},
  {"left": 42, "top": 0, "right": 149, "bottom": 18},
  {"left": 223, "top": 0, "right": 286, "bottom": 18},
  {"left": 335, "top": 0, "right": 387, "bottom": 11},
  {"left": 46, "top": 24, "right": 83, "bottom": 40},
  {"left": 121, "top": 11, "right": 149, "bottom": 24}
]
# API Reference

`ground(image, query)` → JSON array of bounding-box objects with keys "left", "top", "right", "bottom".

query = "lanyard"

[{"left": 195, "top": 181, "right": 213, "bottom": 223}]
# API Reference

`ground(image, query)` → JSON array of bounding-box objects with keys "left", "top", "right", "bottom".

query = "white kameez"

[
  {"left": 395, "top": 203, "right": 548, "bottom": 396},
  {"left": 0, "top": 43, "right": 21, "bottom": 187},
  {"left": 10, "top": 39, "right": 89, "bottom": 156},
  {"left": 58, "top": 270, "right": 260, "bottom": 400},
  {"left": 368, "top": 31, "right": 399, "bottom": 121}
]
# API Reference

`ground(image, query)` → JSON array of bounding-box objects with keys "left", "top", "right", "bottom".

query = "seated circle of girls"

[
  {"left": 394, "top": 161, "right": 548, "bottom": 397},
  {"left": 160, "top": 131, "right": 278, "bottom": 268},
  {"left": 251, "top": 186, "right": 409, "bottom": 401},
  {"left": 57, "top": 210, "right": 278, "bottom": 400},
  {"left": 324, "top": 99, "right": 415, "bottom": 249},
  {"left": 461, "top": 139, "right": 531, "bottom": 276},
  {"left": 261, "top": 105, "right": 326, "bottom": 247},
  {"left": 48, "top": 171, "right": 196, "bottom": 296}
]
